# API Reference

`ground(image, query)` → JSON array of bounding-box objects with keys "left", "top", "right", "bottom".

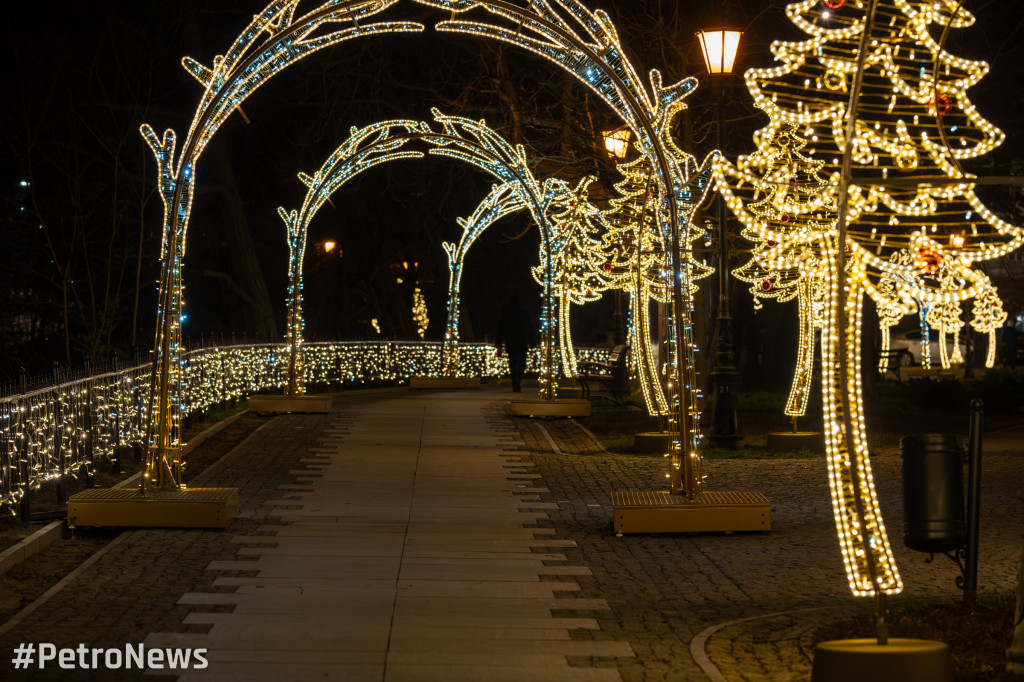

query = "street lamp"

[
  {"left": 697, "top": 27, "right": 743, "bottom": 448},
  {"left": 696, "top": 30, "right": 743, "bottom": 75},
  {"left": 602, "top": 129, "right": 631, "bottom": 344},
  {"left": 602, "top": 128, "right": 631, "bottom": 161}
]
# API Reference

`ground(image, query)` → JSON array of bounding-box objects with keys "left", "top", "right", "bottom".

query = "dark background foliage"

[{"left": 2, "top": 0, "right": 1021, "bottom": 388}]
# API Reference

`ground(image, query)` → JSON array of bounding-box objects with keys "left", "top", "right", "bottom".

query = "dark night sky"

[{"left": 2, "top": 1, "right": 1023, "bottom": 381}]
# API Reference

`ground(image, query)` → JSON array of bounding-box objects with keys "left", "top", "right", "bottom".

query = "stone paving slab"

[
  {"left": 141, "top": 390, "right": 633, "bottom": 681},
  {"left": 394, "top": 580, "right": 582, "bottom": 598},
  {"left": 4, "top": 387, "right": 1014, "bottom": 681}
]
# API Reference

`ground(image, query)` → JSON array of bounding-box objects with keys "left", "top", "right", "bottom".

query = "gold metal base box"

[
  {"left": 249, "top": 395, "right": 332, "bottom": 413},
  {"left": 409, "top": 376, "right": 481, "bottom": 389},
  {"left": 766, "top": 431, "right": 825, "bottom": 453},
  {"left": 68, "top": 487, "right": 239, "bottom": 529},
  {"left": 508, "top": 398, "right": 591, "bottom": 417},
  {"left": 612, "top": 490, "right": 770, "bottom": 534}
]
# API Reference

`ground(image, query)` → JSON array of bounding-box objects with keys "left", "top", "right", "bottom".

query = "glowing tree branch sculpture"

[
  {"left": 143, "top": 0, "right": 714, "bottom": 500},
  {"left": 277, "top": 110, "right": 572, "bottom": 399},
  {"left": 716, "top": 0, "right": 1023, "bottom": 597},
  {"left": 140, "top": 1, "right": 423, "bottom": 491},
  {"left": 443, "top": 184, "right": 527, "bottom": 377},
  {"left": 970, "top": 283, "right": 1006, "bottom": 368},
  {"left": 416, "top": 0, "right": 718, "bottom": 498}
]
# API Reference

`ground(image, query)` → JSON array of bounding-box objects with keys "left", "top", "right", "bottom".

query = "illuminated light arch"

[
  {"left": 277, "top": 110, "right": 579, "bottom": 397},
  {"left": 142, "top": 0, "right": 716, "bottom": 500},
  {"left": 442, "top": 183, "right": 527, "bottom": 377}
]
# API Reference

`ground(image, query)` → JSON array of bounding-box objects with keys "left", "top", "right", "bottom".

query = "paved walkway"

[
  {"left": 146, "top": 390, "right": 631, "bottom": 680},
  {"left": 0, "top": 386, "right": 1020, "bottom": 681}
]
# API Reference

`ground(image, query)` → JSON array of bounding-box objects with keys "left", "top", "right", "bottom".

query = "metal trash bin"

[{"left": 900, "top": 434, "right": 965, "bottom": 554}]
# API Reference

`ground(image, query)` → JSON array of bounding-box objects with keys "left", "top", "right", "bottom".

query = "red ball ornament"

[
  {"left": 766, "top": 240, "right": 778, "bottom": 248},
  {"left": 928, "top": 93, "right": 951, "bottom": 115},
  {"left": 760, "top": 279, "right": 774, "bottom": 292},
  {"left": 917, "top": 248, "right": 943, "bottom": 274},
  {"left": 822, "top": 0, "right": 845, "bottom": 8},
  {"left": 586, "top": 289, "right": 593, "bottom": 296},
  {"left": 780, "top": 213, "right": 791, "bottom": 223},
  {"left": 602, "top": 262, "right": 613, "bottom": 272}
]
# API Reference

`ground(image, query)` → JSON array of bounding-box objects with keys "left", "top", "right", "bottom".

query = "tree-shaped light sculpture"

[
  {"left": 600, "top": 158, "right": 669, "bottom": 414},
  {"left": 970, "top": 283, "right": 1006, "bottom": 368},
  {"left": 442, "top": 184, "right": 527, "bottom": 377},
  {"left": 531, "top": 176, "right": 614, "bottom": 378},
  {"left": 716, "top": 0, "right": 1023, "bottom": 598},
  {"left": 600, "top": 157, "right": 716, "bottom": 417}
]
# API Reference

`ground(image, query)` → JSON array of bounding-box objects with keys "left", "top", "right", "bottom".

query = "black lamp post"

[
  {"left": 697, "top": 28, "right": 743, "bottom": 448},
  {"left": 603, "top": 128, "right": 631, "bottom": 346}
]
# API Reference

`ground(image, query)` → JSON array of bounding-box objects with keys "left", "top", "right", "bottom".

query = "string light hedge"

[{"left": 716, "top": 0, "right": 1023, "bottom": 597}]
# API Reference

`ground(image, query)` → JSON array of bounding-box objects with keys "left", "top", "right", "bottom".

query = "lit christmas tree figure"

[
  {"left": 716, "top": 0, "right": 1023, "bottom": 597},
  {"left": 970, "top": 283, "right": 1007, "bottom": 368},
  {"left": 533, "top": 177, "right": 613, "bottom": 378}
]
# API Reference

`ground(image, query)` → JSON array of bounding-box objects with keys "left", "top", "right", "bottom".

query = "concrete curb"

[
  {"left": 0, "top": 408, "right": 249, "bottom": 576},
  {"left": 689, "top": 606, "right": 843, "bottom": 681}
]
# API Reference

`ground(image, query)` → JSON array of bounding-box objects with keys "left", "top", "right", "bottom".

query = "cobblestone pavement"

[
  {"left": 0, "top": 388, "right": 1019, "bottom": 681},
  {"left": 510, "top": 409, "right": 1024, "bottom": 682},
  {"left": 0, "top": 407, "right": 346, "bottom": 681}
]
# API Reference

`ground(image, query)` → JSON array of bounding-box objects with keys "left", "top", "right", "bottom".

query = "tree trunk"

[{"left": 819, "top": 248, "right": 901, "bottom": 596}]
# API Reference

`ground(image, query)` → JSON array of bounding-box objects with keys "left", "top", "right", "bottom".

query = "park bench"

[
  {"left": 577, "top": 345, "right": 630, "bottom": 404},
  {"left": 875, "top": 348, "right": 911, "bottom": 381}
]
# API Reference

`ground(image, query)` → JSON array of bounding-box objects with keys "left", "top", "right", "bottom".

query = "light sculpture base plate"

[
  {"left": 612, "top": 490, "right": 770, "bottom": 534},
  {"left": 249, "top": 394, "right": 332, "bottom": 413},
  {"left": 811, "top": 639, "right": 953, "bottom": 682},
  {"left": 520, "top": 380, "right": 583, "bottom": 398},
  {"left": 508, "top": 398, "right": 591, "bottom": 418},
  {"left": 766, "top": 431, "right": 824, "bottom": 453},
  {"left": 409, "top": 376, "right": 481, "bottom": 389},
  {"left": 631, "top": 431, "right": 679, "bottom": 454},
  {"left": 68, "top": 487, "right": 238, "bottom": 529}
]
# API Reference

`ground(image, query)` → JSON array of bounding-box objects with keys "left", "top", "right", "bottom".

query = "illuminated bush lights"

[
  {"left": 143, "top": 0, "right": 713, "bottom": 502},
  {"left": 0, "top": 341, "right": 610, "bottom": 516}
]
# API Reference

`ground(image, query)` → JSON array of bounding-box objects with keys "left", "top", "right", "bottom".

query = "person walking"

[{"left": 496, "top": 293, "right": 537, "bottom": 392}]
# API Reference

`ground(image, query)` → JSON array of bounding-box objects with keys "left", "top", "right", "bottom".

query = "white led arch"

[
  {"left": 141, "top": 0, "right": 715, "bottom": 503},
  {"left": 276, "top": 110, "right": 585, "bottom": 398}
]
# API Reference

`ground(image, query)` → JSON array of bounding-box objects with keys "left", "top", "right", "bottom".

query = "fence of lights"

[
  {"left": 277, "top": 110, "right": 573, "bottom": 400},
  {"left": 0, "top": 341, "right": 611, "bottom": 516},
  {"left": 715, "top": 0, "right": 1022, "bottom": 597}
]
